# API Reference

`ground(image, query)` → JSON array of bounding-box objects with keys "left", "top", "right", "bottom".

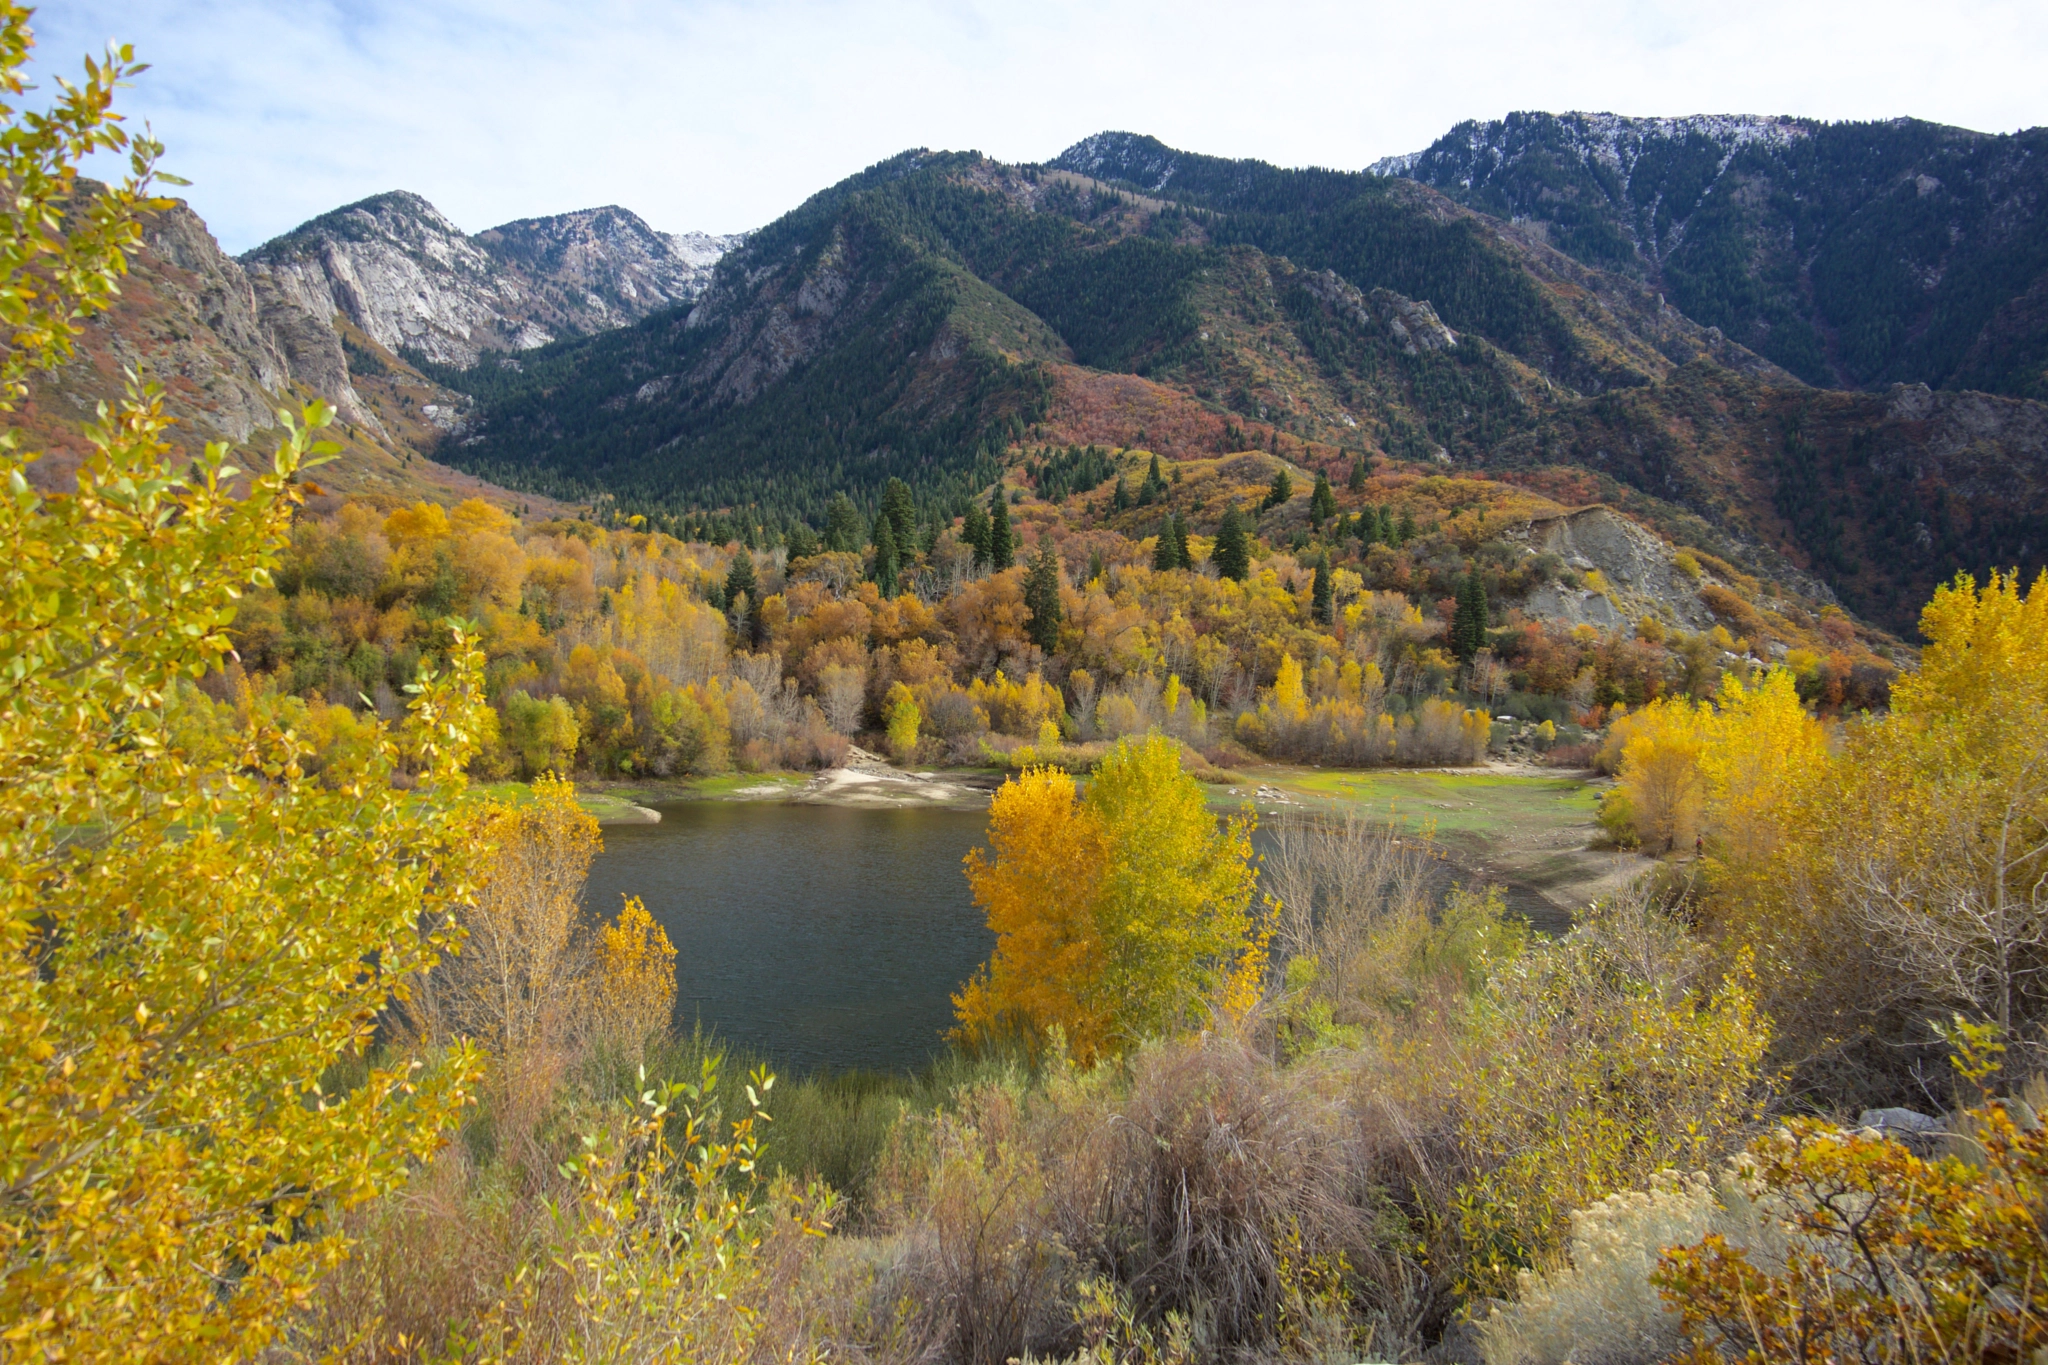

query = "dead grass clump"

[
  {"left": 860, "top": 1036, "right": 1425, "bottom": 1365},
  {"left": 1076, "top": 1038, "right": 1425, "bottom": 1360}
]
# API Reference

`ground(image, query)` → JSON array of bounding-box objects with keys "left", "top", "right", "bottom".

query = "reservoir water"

[{"left": 583, "top": 802, "right": 995, "bottom": 1074}]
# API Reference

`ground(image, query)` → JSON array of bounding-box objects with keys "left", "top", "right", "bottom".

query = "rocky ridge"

[
  {"left": 1371, "top": 110, "right": 2048, "bottom": 397},
  {"left": 241, "top": 192, "right": 740, "bottom": 368},
  {"left": 8, "top": 182, "right": 721, "bottom": 513}
]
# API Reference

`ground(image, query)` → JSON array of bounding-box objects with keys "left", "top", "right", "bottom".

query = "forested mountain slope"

[
  {"left": 1369, "top": 112, "right": 2048, "bottom": 398},
  {"left": 429, "top": 144, "right": 1781, "bottom": 511},
  {"left": 422, "top": 133, "right": 2048, "bottom": 635},
  {"left": 23, "top": 123, "right": 2048, "bottom": 639}
]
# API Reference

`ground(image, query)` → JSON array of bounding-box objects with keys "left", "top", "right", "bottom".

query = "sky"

[{"left": 33, "top": 0, "right": 2048, "bottom": 255}]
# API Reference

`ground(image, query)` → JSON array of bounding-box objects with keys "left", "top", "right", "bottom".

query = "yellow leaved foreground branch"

[{"left": 0, "top": 8, "right": 502, "bottom": 1354}]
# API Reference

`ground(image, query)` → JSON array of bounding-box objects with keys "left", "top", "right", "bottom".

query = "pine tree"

[
  {"left": 824, "top": 494, "right": 863, "bottom": 553},
  {"left": 872, "top": 516, "right": 900, "bottom": 597},
  {"left": 1310, "top": 473, "right": 1337, "bottom": 527},
  {"left": 1153, "top": 512, "right": 1183, "bottom": 571},
  {"left": 1359, "top": 505, "right": 1382, "bottom": 548},
  {"left": 988, "top": 490, "right": 1015, "bottom": 570},
  {"left": 1172, "top": 512, "right": 1193, "bottom": 569},
  {"left": 1262, "top": 468, "right": 1294, "bottom": 512},
  {"left": 1348, "top": 455, "right": 1369, "bottom": 491},
  {"left": 963, "top": 499, "right": 991, "bottom": 567},
  {"left": 1397, "top": 507, "right": 1416, "bottom": 544},
  {"left": 1311, "top": 552, "right": 1334, "bottom": 626},
  {"left": 1211, "top": 506, "right": 1251, "bottom": 581},
  {"left": 1025, "top": 540, "right": 1063, "bottom": 651},
  {"left": 1137, "top": 454, "right": 1166, "bottom": 507},
  {"left": 879, "top": 476, "right": 917, "bottom": 555},
  {"left": 1451, "top": 572, "right": 1489, "bottom": 660},
  {"left": 786, "top": 522, "right": 821, "bottom": 559},
  {"left": 1087, "top": 547, "right": 1106, "bottom": 585},
  {"left": 1112, "top": 476, "right": 1132, "bottom": 512},
  {"left": 724, "top": 548, "right": 757, "bottom": 614}
]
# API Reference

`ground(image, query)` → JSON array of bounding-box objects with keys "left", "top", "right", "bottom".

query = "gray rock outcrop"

[
  {"left": 1509, "top": 506, "right": 1716, "bottom": 631},
  {"left": 240, "top": 192, "right": 740, "bottom": 369}
]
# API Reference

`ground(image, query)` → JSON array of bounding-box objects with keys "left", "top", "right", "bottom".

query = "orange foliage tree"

[{"left": 952, "top": 734, "right": 1261, "bottom": 1062}]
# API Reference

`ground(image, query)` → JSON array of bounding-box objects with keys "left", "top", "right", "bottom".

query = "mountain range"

[{"left": 20, "top": 113, "right": 2048, "bottom": 636}]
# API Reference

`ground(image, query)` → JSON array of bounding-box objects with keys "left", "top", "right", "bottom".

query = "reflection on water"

[{"left": 583, "top": 802, "right": 994, "bottom": 1074}]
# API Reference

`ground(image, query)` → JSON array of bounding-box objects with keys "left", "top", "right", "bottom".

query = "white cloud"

[{"left": 33, "top": 0, "right": 2048, "bottom": 253}]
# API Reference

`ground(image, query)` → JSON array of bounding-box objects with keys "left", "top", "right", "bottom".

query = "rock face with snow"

[
  {"left": 1369, "top": 111, "right": 2048, "bottom": 397},
  {"left": 241, "top": 193, "right": 740, "bottom": 368},
  {"left": 1368, "top": 112, "right": 1809, "bottom": 271}
]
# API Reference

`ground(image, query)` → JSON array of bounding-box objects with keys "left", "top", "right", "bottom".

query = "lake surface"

[{"left": 584, "top": 802, "right": 994, "bottom": 1074}]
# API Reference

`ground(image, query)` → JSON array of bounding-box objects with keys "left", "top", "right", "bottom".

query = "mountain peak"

[
  {"left": 239, "top": 192, "right": 740, "bottom": 366},
  {"left": 1050, "top": 131, "right": 1182, "bottom": 193}
]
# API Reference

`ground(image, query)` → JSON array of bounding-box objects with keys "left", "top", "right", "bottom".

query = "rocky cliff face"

[
  {"left": 240, "top": 193, "right": 740, "bottom": 368},
  {"left": 62, "top": 200, "right": 381, "bottom": 440},
  {"left": 1374, "top": 111, "right": 2048, "bottom": 398}
]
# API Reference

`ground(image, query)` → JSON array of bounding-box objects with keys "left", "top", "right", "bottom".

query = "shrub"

[
  {"left": 1480, "top": 1169, "right": 1752, "bottom": 1365},
  {"left": 1654, "top": 1028, "right": 2048, "bottom": 1363}
]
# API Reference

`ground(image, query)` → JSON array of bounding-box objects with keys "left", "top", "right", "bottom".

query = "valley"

[{"left": 16, "top": 37, "right": 2048, "bottom": 1355}]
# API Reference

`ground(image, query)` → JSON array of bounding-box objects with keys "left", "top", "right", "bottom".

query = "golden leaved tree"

[
  {"left": 952, "top": 734, "right": 1262, "bottom": 1062},
  {"left": 0, "top": 11, "right": 494, "bottom": 1356},
  {"left": 1691, "top": 573, "right": 2048, "bottom": 1097}
]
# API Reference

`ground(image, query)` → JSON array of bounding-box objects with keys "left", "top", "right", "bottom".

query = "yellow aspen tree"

[
  {"left": 953, "top": 737, "right": 1263, "bottom": 1059},
  {"left": 1616, "top": 697, "right": 1711, "bottom": 852},
  {"left": 885, "top": 680, "right": 921, "bottom": 759},
  {"left": 1085, "top": 734, "right": 1261, "bottom": 1043},
  {"left": 0, "top": 17, "right": 492, "bottom": 1353},
  {"left": 438, "top": 775, "right": 602, "bottom": 1063},
  {"left": 595, "top": 895, "right": 679, "bottom": 1059},
  {"left": 1699, "top": 667, "right": 1830, "bottom": 872},
  {"left": 951, "top": 765, "right": 1114, "bottom": 1059},
  {"left": 1272, "top": 652, "right": 1309, "bottom": 721}
]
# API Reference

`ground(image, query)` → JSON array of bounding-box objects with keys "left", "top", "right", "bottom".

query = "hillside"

[
  {"left": 5, "top": 184, "right": 747, "bottom": 513},
  {"left": 426, "top": 144, "right": 1780, "bottom": 510},
  {"left": 1373, "top": 112, "right": 2048, "bottom": 399},
  {"left": 416, "top": 131, "right": 2048, "bottom": 636}
]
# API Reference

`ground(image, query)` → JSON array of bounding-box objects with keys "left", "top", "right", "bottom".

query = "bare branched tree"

[{"left": 1264, "top": 811, "right": 1439, "bottom": 1008}]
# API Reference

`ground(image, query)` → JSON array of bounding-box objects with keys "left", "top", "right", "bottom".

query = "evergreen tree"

[
  {"left": 1262, "top": 468, "right": 1294, "bottom": 512},
  {"left": 988, "top": 490, "right": 1015, "bottom": 570},
  {"left": 879, "top": 477, "right": 917, "bottom": 555},
  {"left": 1311, "top": 551, "right": 1334, "bottom": 626},
  {"left": 1139, "top": 454, "right": 1167, "bottom": 504},
  {"left": 1451, "top": 572, "right": 1489, "bottom": 660},
  {"left": 1025, "top": 540, "right": 1063, "bottom": 651},
  {"left": 963, "top": 499, "right": 991, "bottom": 567},
  {"left": 1172, "top": 511, "right": 1193, "bottom": 569},
  {"left": 724, "top": 548, "right": 757, "bottom": 615},
  {"left": 1309, "top": 472, "right": 1337, "bottom": 527},
  {"left": 1153, "top": 512, "right": 1183, "bottom": 571},
  {"left": 1087, "top": 547, "right": 1106, "bottom": 585},
  {"left": 786, "top": 522, "right": 821, "bottom": 559},
  {"left": 1348, "top": 455, "right": 1369, "bottom": 492},
  {"left": 872, "top": 516, "right": 900, "bottom": 597},
  {"left": 1111, "top": 475, "right": 1132, "bottom": 512},
  {"left": 823, "top": 494, "right": 863, "bottom": 553},
  {"left": 1358, "top": 505, "right": 1382, "bottom": 548},
  {"left": 1211, "top": 506, "right": 1252, "bottom": 581},
  {"left": 1397, "top": 507, "right": 1416, "bottom": 544}
]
